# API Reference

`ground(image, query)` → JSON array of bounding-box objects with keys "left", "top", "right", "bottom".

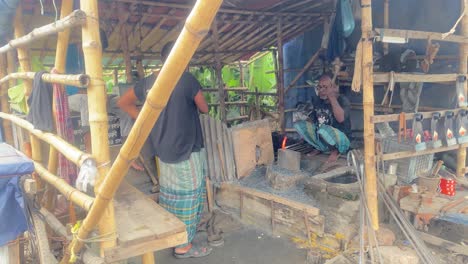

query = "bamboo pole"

[
  {"left": 121, "top": 24, "right": 133, "bottom": 83},
  {"left": 55, "top": 0, "right": 74, "bottom": 73},
  {"left": 79, "top": 0, "right": 117, "bottom": 255},
  {"left": 457, "top": 0, "right": 468, "bottom": 179},
  {"left": 6, "top": 51, "right": 16, "bottom": 88},
  {"left": 0, "top": 10, "right": 86, "bottom": 55},
  {"left": 62, "top": 1, "right": 223, "bottom": 261},
  {"left": 383, "top": 0, "right": 390, "bottom": 55},
  {"left": 0, "top": 54, "right": 14, "bottom": 144},
  {"left": 35, "top": 162, "right": 94, "bottom": 211},
  {"left": 14, "top": 5, "right": 33, "bottom": 96},
  {"left": 0, "top": 112, "right": 92, "bottom": 166},
  {"left": 276, "top": 19, "right": 285, "bottom": 134},
  {"left": 44, "top": 147, "right": 58, "bottom": 212},
  {"left": 0, "top": 72, "right": 90, "bottom": 87},
  {"left": 361, "top": 0, "right": 379, "bottom": 230},
  {"left": 212, "top": 21, "right": 226, "bottom": 122}
]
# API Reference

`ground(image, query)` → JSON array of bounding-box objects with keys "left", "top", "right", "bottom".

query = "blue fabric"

[
  {"left": 438, "top": 213, "right": 468, "bottom": 225},
  {"left": 0, "top": 143, "right": 31, "bottom": 246},
  {"left": 65, "top": 44, "right": 85, "bottom": 96},
  {"left": 0, "top": 143, "right": 34, "bottom": 176}
]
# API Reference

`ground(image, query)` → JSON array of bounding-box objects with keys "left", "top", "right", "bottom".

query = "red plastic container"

[{"left": 439, "top": 178, "right": 456, "bottom": 196}]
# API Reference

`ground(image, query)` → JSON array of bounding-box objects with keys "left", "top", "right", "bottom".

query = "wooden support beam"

[
  {"left": 375, "top": 28, "right": 468, "bottom": 44},
  {"left": 277, "top": 19, "right": 285, "bottom": 134},
  {"left": 373, "top": 72, "right": 462, "bottom": 84},
  {"left": 213, "top": 21, "right": 226, "bottom": 122},
  {"left": 0, "top": 72, "right": 90, "bottom": 87},
  {"left": 361, "top": 0, "right": 379, "bottom": 230},
  {"left": 457, "top": 0, "right": 468, "bottom": 178},
  {"left": 381, "top": 144, "right": 466, "bottom": 161},
  {"left": 0, "top": 54, "right": 13, "bottom": 145},
  {"left": 0, "top": 10, "right": 86, "bottom": 54}
]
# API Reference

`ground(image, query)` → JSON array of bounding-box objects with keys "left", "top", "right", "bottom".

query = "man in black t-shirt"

[
  {"left": 293, "top": 75, "right": 351, "bottom": 163},
  {"left": 118, "top": 42, "right": 212, "bottom": 259}
]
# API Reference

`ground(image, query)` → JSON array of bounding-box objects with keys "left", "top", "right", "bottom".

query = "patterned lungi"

[
  {"left": 294, "top": 120, "right": 350, "bottom": 154},
  {"left": 158, "top": 149, "right": 207, "bottom": 248}
]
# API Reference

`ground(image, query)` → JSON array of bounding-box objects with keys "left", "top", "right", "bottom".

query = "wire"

[
  {"left": 39, "top": 0, "right": 44, "bottom": 15},
  {"left": 52, "top": 0, "right": 58, "bottom": 21}
]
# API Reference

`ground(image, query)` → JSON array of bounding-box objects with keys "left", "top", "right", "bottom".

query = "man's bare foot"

[
  {"left": 174, "top": 243, "right": 192, "bottom": 255},
  {"left": 130, "top": 160, "right": 144, "bottom": 171},
  {"left": 326, "top": 149, "right": 340, "bottom": 163}
]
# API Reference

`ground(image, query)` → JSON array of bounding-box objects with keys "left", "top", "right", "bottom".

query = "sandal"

[{"left": 174, "top": 244, "right": 213, "bottom": 259}]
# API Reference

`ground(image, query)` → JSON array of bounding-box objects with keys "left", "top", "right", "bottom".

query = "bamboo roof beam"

[
  {"left": 35, "top": 162, "right": 95, "bottom": 211},
  {"left": 0, "top": 72, "right": 90, "bottom": 88},
  {"left": 139, "top": 10, "right": 175, "bottom": 51},
  {"left": 375, "top": 28, "right": 468, "bottom": 44},
  {"left": 147, "top": 19, "right": 185, "bottom": 52},
  {"left": 0, "top": 112, "right": 92, "bottom": 166},
  {"left": 0, "top": 10, "right": 86, "bottom": 54},
  {"left": 115, "top": 0, "right": 325, "bottom": 17},
  {"left": 281, "top": 0, "right": 323, "bottom": 12}
]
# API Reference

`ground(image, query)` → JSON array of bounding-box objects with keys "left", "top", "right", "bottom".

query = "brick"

[{"left": 277, "top": 149, "right": 301, "bottom": 171}]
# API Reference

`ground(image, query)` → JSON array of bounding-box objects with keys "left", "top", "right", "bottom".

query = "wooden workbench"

[{"left": 103, "top": 182, "right": 187, "bottom": 263}]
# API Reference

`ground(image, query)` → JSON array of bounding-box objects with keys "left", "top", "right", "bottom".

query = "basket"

[{"left": 381, "top": 137, "right": 434, "bottom": 183}]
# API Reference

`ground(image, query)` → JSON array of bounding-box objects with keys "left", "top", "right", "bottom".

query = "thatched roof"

[{"left": 19, "top": 0, "right": 334, "bottom": 68}]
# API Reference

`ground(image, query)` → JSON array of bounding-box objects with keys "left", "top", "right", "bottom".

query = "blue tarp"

[{"left": 0, "top": 143, "right": 34, "bottom": 246}]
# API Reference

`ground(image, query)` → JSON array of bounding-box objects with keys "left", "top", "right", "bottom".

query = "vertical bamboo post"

[
  {"left": 61, "top": 1, "right": 222, "bottom": 261},
  {"left": 255, "top": 86, "right": 260, "bottom": 119},
  {"left": 383, "top": 0, "right": 390, "bottom": 55},
  {"left": 6, "top": 51, "right": 16, "bottom": 88},
  {"left": 80, "top": 0, "right": 116, "bottom": 253},
  {"left": 238, "top": 61, "right": 245, "bottom": 116},
  {"left": 457, "top": 0, "right": 468, "bottom": 179},
  {"left": 136, "top": 59, "right": 145, "bottom": 80},
  {"left": 54, "top": 0, "right": 73, "bottom": 73},
  {"left": 277, "top": 19, "right": 285, "bottom": 134},
  {"left": 14, "top": 5, "right": 32, "bottom": 96},
  {"left": 0, "top": 54, "right": 14, "bottom": 144},
  {"left": 142, "top": 252, "right": 155, "bottom": 264},
  {"left": 121, "top": 25, "right": 133, "bottom": 83},
  {"left": 361, "top": 0, "right": 379, "bottom": 230},
  {"left": 213, "top": 21, "right": 226, "bottom": 122},
  {"left": 113, "top": 69, "right": 119, "bottom": 86}
]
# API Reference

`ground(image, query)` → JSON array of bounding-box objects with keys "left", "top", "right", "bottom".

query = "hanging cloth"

[
  {"left": 51, "top": 69, "right": 77, "bottom": 184},
  {"left": 26, "top": 71, "right": 54, "bottom": 132}
]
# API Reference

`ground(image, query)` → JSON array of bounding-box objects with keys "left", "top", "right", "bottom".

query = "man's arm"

[
  {"left": 194, "top": 90, "right": 209, "bottom": 113},
  {"left": 117, "top": 88, "right": 140, "bottom": 119},
  {"left": 328, "top": 94, "right": 345, "bottom": 123}
]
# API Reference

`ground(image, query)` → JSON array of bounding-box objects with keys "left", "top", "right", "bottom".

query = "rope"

[
  {"left": 69, "top": 221, "right": 117, "bottom": 263},
  {"left": 442, "top": 4, "right": 466, "bottom": 39}
]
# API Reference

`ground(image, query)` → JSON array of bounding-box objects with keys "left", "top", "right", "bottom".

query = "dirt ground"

[{"left": 128, "top": 228, "right": 307, "bottom": 264}]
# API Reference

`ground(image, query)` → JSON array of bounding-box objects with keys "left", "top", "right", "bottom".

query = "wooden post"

[
  {"left": 277, "top": 19, "right": 285, "bottom": 134},
  {"left": 361, "top": 0, "right": 379, "bottom": 230},
  {"left": 142, "top": 252, "right": 155, "bottom": 264},
  {"left": 54, "top": 0, "right": 73, "bottom": 73},
  {"left": 79, "top": 0, "right": 116, "bottom": 254},
  {"left": 6, "top": 51, "right": 16, "bottom": 88},
  {"left": 213, "top": 21, "right": 226, "bottom": 122},
  {"left": 383, "top": 0, "right": 390, "bottom": 55},
  {"left": 14, "top": 5, "right": 32, "bottom": 96},
  {"left": 0, "top": 54, "right": 13, "bottom": 144},
  {"left": 239, "top": 61, "right": 245, "bottom": 116},
  {"left": 255, "top": 86, "right": 260, "bottom": 119},
  {"left": 62, "top": 0, "right": 223, "bottom": 262},
  {"left": 113, "top": 69, "right": 119, "bottom": 86},
  {"left": 121, "top": 24, "right": 133, "bottom": 83},
  {"left": 457, "top": 0, "right": 468, "bottom": 179}
]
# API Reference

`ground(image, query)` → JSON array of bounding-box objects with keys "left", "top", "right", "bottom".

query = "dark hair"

[{"left": 161, "top": 41, "right": 175, "bottom": 60}]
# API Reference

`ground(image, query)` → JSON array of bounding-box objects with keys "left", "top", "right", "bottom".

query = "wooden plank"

[
  {"left": 417, "top": 231, "right": 468, "bottom": 256},
  {"left": 381, "top": 144, "right": 466, "bottom": 161},
  {"left": 114, "top": 182, "right": 186, "bottom": 247},
  {"left": 104, "top": 232, "right": 187, "bottom": 263},
  {"left": 217, "top": 183, "right": 323, "bottom": 239},
  {"left": 231, "top": 119, "right": 274, "bottom": 179},
  {"left": 220, "top": 183, "right": 320, "bottom": 215},
  {"left": 375, "top": 28, "right": 468, "bottom": 44},
  {"left": 371, "top": 108, "right": 465, "bottom": 124},
  {"left": 373, "top": 72, "right": 462, "bottom": 84}
]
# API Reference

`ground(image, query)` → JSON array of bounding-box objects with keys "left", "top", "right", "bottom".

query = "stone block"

[
  {"left": 379, "top": 246, "right": 420, "bottom": 264},
  {"left": 277, "top": 149, "right": 301, "bottom": 171},
  {"left": 266, "top": 165, "right": 307, "bottom": 190}
]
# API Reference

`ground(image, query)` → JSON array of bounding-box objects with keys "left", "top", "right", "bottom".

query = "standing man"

[
  {"left": 117, "top": 41, "right": 211, "bottom": 259},
  {"left": 293, "top": 75, "right": 351, "bottom": 163}
]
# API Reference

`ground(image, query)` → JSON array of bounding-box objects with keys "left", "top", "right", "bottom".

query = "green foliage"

[{"left": 248, "top": 52, "right": 276, "bottom": 93}]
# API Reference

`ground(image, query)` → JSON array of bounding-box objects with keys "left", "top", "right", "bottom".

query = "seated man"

[{"left": 293, "top": 75, "right": 351, "bottom": 163}]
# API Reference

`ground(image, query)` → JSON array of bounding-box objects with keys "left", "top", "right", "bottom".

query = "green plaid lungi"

[
  {"left": 293, "top": 120, "right": 350, "bottom": 154},
  {"left": 158, "top": 149, "right": 207, "bottom": 248}
]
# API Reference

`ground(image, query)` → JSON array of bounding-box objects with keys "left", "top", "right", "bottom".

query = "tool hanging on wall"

[
  {"left": 456, "top": 109, "right": 468, "bottom": 144},
  {"left": 456, "top": 75, "right": 467, "bottom": 107},
  {"left": 429, "top": 112, "right": 442, "bottom": 149},
  {"left": 398, "top": 112, "right": 407, "bottom": 143},
  {"left": 443, "top": 111, "right": 457, "bottom": 146},
  {"left": 412, "top": 113, "right": 426, "bottom": 151}
]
